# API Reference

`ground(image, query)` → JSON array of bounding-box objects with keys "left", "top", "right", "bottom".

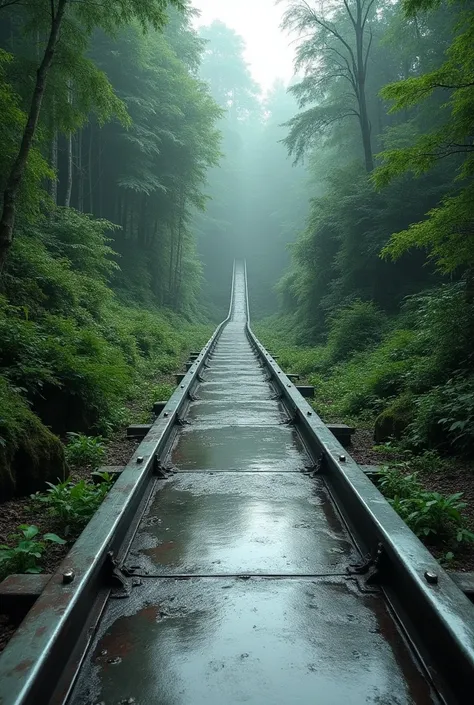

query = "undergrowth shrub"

[
  {"left": 65, "top": 434, "right": 106, "bottom": 470},
  {"left": 0, "top": 525, "right": 66, "bottom": 579},
  {"left": 406, "top": 376, "right": 474, "bottom": 454},
  {"left": 326, "top": 300, "right": 386, "bottom": 362},
  {"left": 0, "top": 210, "right": 212, "bottom": 498},
  {"left": 378, "top": 466, "right": 474, "bottom": 546},
  {"left": 32, "top": 473, "right": 114, "bottom": 536}
]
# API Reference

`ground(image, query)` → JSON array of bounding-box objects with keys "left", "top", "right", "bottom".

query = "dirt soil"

[{"left": 350, "top": 429, "right": 474, "bottom": 571}]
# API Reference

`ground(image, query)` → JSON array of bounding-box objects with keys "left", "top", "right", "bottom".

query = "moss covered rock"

[
  {"left": 0, "top": 377, "right": 67, "bottom": 500},
  {"left": 374, "top": 394, "right": 415, "bottom": 443}
]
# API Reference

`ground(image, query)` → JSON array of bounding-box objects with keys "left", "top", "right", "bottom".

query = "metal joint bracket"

[
  {"left": 282, "top": 411, "right": 299, "bottom": 426},
  {"left": 348, "top": 543, "right": 384, "bottom": 590},
  {"left": 106, "top": 552, "right": 132, "bottom": 597}
]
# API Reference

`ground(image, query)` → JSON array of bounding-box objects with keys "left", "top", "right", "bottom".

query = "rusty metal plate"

[
  {"left": 69, "top": 578, "right": 440, "bottom": 705},
  {"left": 126, "top": 473, "right": 357, "bottom": 575},
  {"left": 170, "top": 425, "right": 310, "bottom": 472}
]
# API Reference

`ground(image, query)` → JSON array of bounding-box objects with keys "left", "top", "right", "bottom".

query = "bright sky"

[{"left": 192, "top": 0, "right": 296, "bottom": 93}]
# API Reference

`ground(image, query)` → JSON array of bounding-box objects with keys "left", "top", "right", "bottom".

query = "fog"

[{"left": 193, "top": 0, "right": 295, "bottom": 92}]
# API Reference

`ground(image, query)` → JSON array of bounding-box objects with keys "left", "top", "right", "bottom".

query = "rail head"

[
  {"left": 0, "top": 264, "right": 238, "bottom": 705},
  {"left": 243, "top": 260, "right": 474, "bottom": 702}
]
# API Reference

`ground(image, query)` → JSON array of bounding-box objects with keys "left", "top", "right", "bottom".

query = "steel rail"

[
  {"left": 243, "top": 261, "right": 474, "bottom": 703},
  {"left": 0, "top": 266, "right": 237, "bottom": 705}
]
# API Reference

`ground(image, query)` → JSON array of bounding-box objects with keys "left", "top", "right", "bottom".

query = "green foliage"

[
  {"left": 326, "top": 301, "right": 385, "bottom": 363},
  {"left": 407, "top": 376, "right": 474, "bottom": 454},
  {"left": 64, "top": 433, "right": 106, "bottom": 470},
  {"left": 0, "top": 524, "right": 65, "bottom": 579},
  {"left": 33, "top": 475, "right": 114, "bottom": 535},
  {"left": 378, "top": 466, "right": 474, "bottom": 545},
  {"left": 375, "top": 4, "right": 474, "bottom": 272}
]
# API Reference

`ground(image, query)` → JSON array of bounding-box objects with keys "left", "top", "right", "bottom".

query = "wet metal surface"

[
  {"left": 71, "top": 579, "right": 440, "bottom": 705},
  {"left": 171, "top": 425, "right": 309, "bottom": 472},
  {"left": 127, "top": 473, "right": 357, "bottom": 575},
  {"left": 68, "top": 262, "right": 441, "bottom": 705}
]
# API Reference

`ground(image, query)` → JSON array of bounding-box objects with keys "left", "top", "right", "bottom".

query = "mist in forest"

[{"left": 0, "top": 0, "right": 473, "bottom": 499}]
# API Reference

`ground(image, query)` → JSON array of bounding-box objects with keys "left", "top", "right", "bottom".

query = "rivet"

[
  {"left": 307, "top": 411, "right": 312, "bottom": 416},
  {"left": 424, "top": 571, "right": 438, "bottom": 585},
  {"left": 163, "top": 412, "right": 169, "bottom": 417},
  {"left": 62, "top": 570, "right": 75, "bottom": 584},
  {"left": 180, "top": 385, "right": 184, "bottom": 389},
  {"left": 339, "top": 455, "right": 346, "bottom": 462},
  {"left": 287, "top": 384, "right": 291, "bottom": 387},
  {"left": 137, "top": 456, "right": 144, "bottom": 464}
]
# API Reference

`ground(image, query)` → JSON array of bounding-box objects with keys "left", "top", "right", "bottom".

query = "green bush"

[
  {"left": 0, "top": 525, "right": 66, "bottom": 580},
  {"left": 32, "top": 474, "right": 114, "bottom": 536},
  {"left": 377, "top": 466, "right": 474, "bottom": 546},
  {"left": 65, "top": 433, "right": 106, "bottom": 470},
  {"left": 407, "top": 376, "right": 474, "bottom": 454},
  {"left": 326, "top": 300, "right": 386, "bottom": 363}
]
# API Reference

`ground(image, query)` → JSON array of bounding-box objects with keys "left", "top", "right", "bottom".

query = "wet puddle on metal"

[
  {"left": 70, "top": 578, "right": 440, "bottom": 705},
  {"left": 187, "top": 400, "right": 286, "bottom": 427},
  {"left": 170, "top": 425, "right": 310, "bottom": 472},
  {"left": 127, "top": 473, "right": 357, "bottom": 575}
]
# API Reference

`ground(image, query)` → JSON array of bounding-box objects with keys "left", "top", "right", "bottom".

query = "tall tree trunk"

[
  {"left": 0, "top": 0, "right": 68, "bottom": 274},
  {"left": 97, "top": 132, "right": 102, "bottom": 217},
  {"left": 64, "top": 132, "right": 73, "bottom": 207},
  {"left": 358, "top": 84, "right": 373, "bottom": 172},
  {"left": 355, "top": 19, "right": 373, "bottom": 173},
  {"left": 64, "top": 80, "right": 73, "bottom": 207},
  {"left": 49, "top": 106, "right": 58, "bottom": 204},
  {"left": 77, "top": 129, "right": 83, "bottom": 212},
  {"left": 88, "top": 125, "right": 94, "bottom": 213}
]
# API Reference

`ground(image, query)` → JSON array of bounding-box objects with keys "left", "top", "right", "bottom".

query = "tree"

[
  {"left": 375, "top": 0, "right": 474, "bottom": 273},
  {"left": 280, "top": 0, "right": 377, "bottom": 172},
  {"left": 0, "top": 0, "right": 183, "bottom": 274}
]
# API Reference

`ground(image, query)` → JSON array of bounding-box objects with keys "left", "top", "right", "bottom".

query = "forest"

[{"left": 0, "top": 0, "right": 473, "bottom": 567}]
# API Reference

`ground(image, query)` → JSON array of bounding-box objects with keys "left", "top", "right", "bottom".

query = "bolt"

[
  {"left": 180, "top": 385, "right": 184, "bottom": 389},
  {"left": 307, "top": 411, "right": 312, "bottom": 416},
  {"left": 339, "top": 455, "right": 346, "bottom": 462},
  {"left": 424, "top": 570, "right": 438, "bottom": 585},
  {"left": 287, "top": 384, "right": 291, "bottom": 387},
  {"left": 62, "top": 569, "right": 75, "bottom": 584},
  {"left": 163, "top": 412, "right": 169, "bottom": 417},
  {"left": 137, "top": 456, "right": 144, "bottom": 464}
]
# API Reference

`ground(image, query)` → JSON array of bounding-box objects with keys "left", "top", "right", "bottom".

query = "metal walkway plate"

[
  {"left": 126, "top": 473, "right": 357, "bottom": 575},
  {"left": 171, "top": 425, "right": 310, "bottom": 472},
  {"left": 70, "top": 578, "right": 440, "bottom": 705},
  {"left": 186, "top": 399, "right": 287, "bottom": 426}
]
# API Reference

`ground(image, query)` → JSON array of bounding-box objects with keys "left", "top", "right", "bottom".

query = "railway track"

[{"left": 0, "top": 260, "right": 473, "bottom": 704}]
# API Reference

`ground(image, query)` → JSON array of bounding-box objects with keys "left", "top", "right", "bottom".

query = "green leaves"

[
  {"left": 64, "top": 433, "right": 106, "bottom": 470},
  {"left": 375, "top": 5, "right": 474, "bottom": 271},
  {"left": 32, "top": 475, "right": 114, "bottom": 536},
  {"left": 378, "top": 466, "right": 473, "bottom": 546},
  {"left": 0, "top": 524, "right": 66, "bottom": 580}
]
